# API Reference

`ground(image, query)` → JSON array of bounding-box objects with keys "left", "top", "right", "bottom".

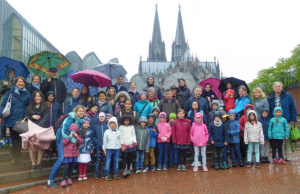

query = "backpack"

[{"left": 54, "top": 114, "right": 69, "bottom": 131}]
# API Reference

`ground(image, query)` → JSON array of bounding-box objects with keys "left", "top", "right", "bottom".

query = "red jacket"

[
  {"left": 239, "top": 104, "right": 255, "bottom": 137},
  {"left": 172, "top": 118, "right": 191, "bottom": 145},
  {"left": 63, "top": 128, "right": 83, "bottom": 158},
  {"left": 224, "top": 89, "right": 235, "bottom": 113}
]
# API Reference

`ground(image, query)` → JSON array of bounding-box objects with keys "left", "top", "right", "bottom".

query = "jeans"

[
  {"left": 212, "top": 146, "right": 224, "bottom": 163},
  {"left": 270, "top": 139, "right": 283, "bottom": 159},
  {"left": 194, "top": 146, "right": 207, "bottom": 166},
  {"left": 169, "top": 144, "right": 178, "bottom": 165},
  {"left": 223, "top": 145, "right": 229, "bottom": 162},
  {"left": 260, "top": 140, "right": 270, "bottom": 158},
  {"left": 191, "top": 144, "right": 202, "bottom": 165},
  {"left": 177, "top": 148, "right": 187, "bottom": 165},
  {"left": 122, "top": 147, "right": 136, "bottom": 170},
  {"left": 49, "top": 138, "right": 64, "bottom": 181},
  {"left": 144, "top": 147, "right": 155, "bottom": 167},
  {"left": 104, "top": 149, "right": 120, "bottom": 175},
  {"left": 95, "top": 147, "right": 106, "bottom": 177},
  {"left": 136, "top": 150, "right": 145, "bottom": 169},
  {"left": 230, "top": 143, "right": 242, "bottom": 161},
  {"left": 247, "top": 142, "right": 260, "bottom": 162},
  {"left": 158, "top": 143, "right": 169, "bottom": 169}
]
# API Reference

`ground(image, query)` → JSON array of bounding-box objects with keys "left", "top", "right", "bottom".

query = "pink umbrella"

[
  {"left": 199, "top": 77, "right": 222, "bottom": 99},
  {"left": 70, "top": 70, "right": 112, "bottom": 88}
]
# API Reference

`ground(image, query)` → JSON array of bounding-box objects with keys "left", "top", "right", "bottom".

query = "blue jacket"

[
  {"left": 79, "top": 127, "right": 94, "bottom": 154},
  {"left": 47, "top": 101, "right": 62, "bottom": 127},
  {"left": 184, "top": 96, "right": 209, "bottom": 119},
  {"left": 268, "top": 90, "right": 297, "bottom": 123},
  {"left": 95, "top": 100, "right": 113, "bottom": 115},
  {"left": 133, "top": 100, "right": 153, "bottom": 118},
  {"left": 0, "top": 88, "right": 30, "bottom": 127},
  {"left": 234, "top": 96, "right": 250, "bottom": 117},
  {"left": 128, "top": 91, "right": 139, "bottom": 105},
  {"left": 259, "top": 111, "right": 270, "bottom": 140},
  {"left": 93, "top": 120, "right": 108, "bottom": 149},
  {"left": 27, "top": 83, "right": 40, "bottom": 94},
  {"left": 268, "top": 107, "right": 289, "bottom": 140},
  {"left": 208, "top": 122, "right": 229, "bottom": 147},
  {"left": 57, "top": 112, "right": 83, "bottom": 143},
  {"left": 87, "top": 112, "right": 99, "bottom": 132},
  {"left": 227, "top": 115, "right": 240, "bottom": 144},
  {"left": 64, "top": 97, "right": 83, "bottom": 114},
  {"left": 111, "top": 84, "right": 127, "bottom": 93},
  {"left": 147, "top": 123, "right": 158, "bottom": 148}
]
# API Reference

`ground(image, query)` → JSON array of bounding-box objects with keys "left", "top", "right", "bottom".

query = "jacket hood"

[
  {"left": 148, "top": 113, "right": 156, "bottom": 122},
  {"left": 114, "top": 91, "right": 131, "bottom": 102},
  {"left": 159, "top": 112, "right": 167, "bottom": 123},
  {"left": 248, "top": 110, "right": 257, "bottom": 117},
  {"left": 147, "top": 76, "right": 155, "bottom": 86},
  {"left": 69, "top": 123, "right": 79, "bottom": 132},
  {"left": 108, "top": 116, "right": 118, "bottom": 129},
  {"left": 273, "top": 107, "right": 283, "bottom": 117},
  {"left": 139, "top": 116, "right": 148, "bottom": 123},
  {"left": 193, "top": 112, "right": 203, "bottom": 125},
  {"left": 68, "top": 112, "right": 76, "bottom": 119},
  {"left": 228, "top": 109, "right": 236, "bottom": 115},
  {"left": 244, "top": 104, "right": 255, "bottom": 115},
  {"left": 152, "top": 106, "right": 160, "bottom": 113},
  {"left": 46, "top": 91, "right": 56, "bottom": 100},
  {"left": 269, "top": 90, "right": 287, "bottom": 98},
  {"left": 226, "top": 89, "right": 235, "bottom": 95}
]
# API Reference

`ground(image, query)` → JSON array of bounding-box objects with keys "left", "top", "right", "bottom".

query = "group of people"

[{"left": 0, "top": 68, "right": 298, "bottom": 189}]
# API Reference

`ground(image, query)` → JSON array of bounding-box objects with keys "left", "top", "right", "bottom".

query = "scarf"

[
  {"left": 148, "top": 95, "right": 157, "bottom": 101},
  {"left": 202, "top": 89, "right": 214, "bottom": 97},
  {"left": 14, "top": 86, "right": 26, "bottom": 95},
  {"left": 32, "top": 83, "right": 40, "bottom": 90},
  {"left": 129, "top": 89, "right": 137, "bottom": 93},
  {"left": 214, "top": 120, "right": 222, "bottom": 127}
]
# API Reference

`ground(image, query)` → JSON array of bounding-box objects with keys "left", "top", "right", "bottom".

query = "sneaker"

[
  {"left": 219, "top": 162, "right": 224, "bottom": 170},
  {"left": 136, "top": 169, "right": 141, "bottom": 173},
  {"left": 203, "top": 166, "right": 208, "bottom": 172},
  {"left": 273, "top": 158, "right": 279, "bottom": 163},
  {"left": 142, "top": 167, "right": 148, "bottom": 173},
  {"left": 177, "top": 165, "right": 182, "bottom": 171},
  {"left": 223, "top": 162, "right": 229, "bottom": 169},
  {"left": 83, "top": 175, "right": 88, "bottom": 181},
  {"left": 156, "top": 168, "right": 161, "bottom": 171},
  {"left": 246, "top": 162, "right": 251, "bottom": 168},
  {"left": 163, "top": 167, "right": 167, "bottom": 171},
  {"left": 256, "top": 162, "right": 261, "bottom": 168},
  {"left": 67, "top": 178, "right": 72, "bottom": 185},
  {"left": 78, "top": 175, "right": 83, "bottom": 181},
  {"left": 48, "top": 180, "right": 58, "bottom": 188},
  {"left": 61, "top": 180, "right": 67, "bottom": 187},
  {"left": 239, "top": 160, "right": 244, "bottom": 167},
  {"left": 150, "top": 165, "right": 155, "bottom": 171},
  {"left": 193, "top": 166, "right": 198, "bottom": 172},
  {"left": 114, "top": 174, "right": 120, "bottom": 180},
  {"left": 279, "top": 158, "right": 286, "bottom": 164},
  {"left": 36, "top": 164, "right": 42, "bottom": 171},
  {"left": 232, "top": 160, "right": 237, "bottom": 167},
  {"left": 105, "top": 175, "right": 111, "bottom": 181},
  {"left": 181, "top": 165, "right": 186, "bottom": 171}
]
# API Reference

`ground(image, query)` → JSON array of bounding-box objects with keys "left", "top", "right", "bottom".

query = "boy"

[
  {"left": 222, "top": 113, "right": 230, "bottom": 169},
  {"left": 159, "top": 89, "right": 179, "bottom": 121},
  {"left": 259, "top": 109, "right": 270, "bottom": 163},
  {"left": 152, "top": 107, "right": 160, "bottom": 125},
  {"left": 169, "top": 113, "right": 178, "bottom": 168},
  {"left": 103, "top": 117, "right": 121, "bottom": 181},
  {"left": 87, "top": 104, "right": 98, "bottom": 131},
  {"left": 208, "top": 102, "right": 218, "bottom": 124}
]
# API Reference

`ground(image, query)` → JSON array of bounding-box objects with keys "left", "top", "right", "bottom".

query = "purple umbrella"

[
  {"left": 199, "top": 77, "right": 222, "bottom": 99},
  {"left": 70, "top": 70, "right": 112, "bottom": 88}
]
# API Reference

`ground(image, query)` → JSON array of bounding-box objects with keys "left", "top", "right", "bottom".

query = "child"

[
  {"left": 172, "top": 108, "right": 191, "bottom": 171},
  {"left": 190, "top": 112, "right": 209, "bottom": 172},
  {"left": 169, "top": 113, "right": 178, "bottom": 168},
  {"left": 152, "top": 107, "right": 160, "bottom": 125},
  {"left": 135, "top": 116, "right": 150, "bottom": 173},
  {"left": 93, "top": 112, "right": 108, "bottom": 179},
  {"left": 244, "top": 110, "right": 264, "bottom": 168},
  {"left": 61, "top": 123, "right": 83, "bottom": 186},
  {"left": 268, "top": 107, "right": 289, "bottom": 164},
  {"left": 103, "top": 117, "right": 121, "bottom": 181},
  {"left": 222, "top": 113, "right": 230, "bottom": 169},
  {"left": 208, "top": 112, "right": 229, "bottom": 170},
  {"left": 224, "top": 89, "right": 235, "bottom": 113},
  {"left": 105, "top": 113, "right": 112, "bottom": 123},
  {"left": 157, "top": 112, "right": 172, "bottom": 171},
  {"left": 188, "top": 100, "right": 200, "bottom": 124},
  {"left": 227, "top": 110, "right": 243, "bottom": 167},
  {"left": 119, "top": 116, "right": 137, "bottom": 177},
  {"left": 117, "top": 100, "right": 139, "bottom": 126},
  {"left": 259, "top": 109, "right": 271, "bottom": 163},
  {"left": 87, "top": 104, "right": 98, "bottom": 129},
  {"left": 208, "top": 102, "right": 218, "bottom": 124},
  {"left": 78, "top": 117, "right": 94, "bottom": 181},
  {"left": 143, "top": 114, "right": 158, "bottom": 172},
  {"left": 114, "top": 91, "right": 131, "bottom": 116}
]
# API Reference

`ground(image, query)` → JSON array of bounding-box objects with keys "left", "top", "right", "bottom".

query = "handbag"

[
  {"left": 13, "top": 118, "right": 28, "bottom": 134},
  {"left": 290, "top": 124, "right": 300, "bottom": 142},
  {"left": 2, "top": 93, "right": 12, "bottom": 118}
]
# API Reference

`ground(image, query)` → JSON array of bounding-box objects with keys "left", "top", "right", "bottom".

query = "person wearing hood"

[
  {"left": 128, "top": 81, "right": 139, "bottom": 105},
  {"left": 41, "top": 68, "right": 67, "bottom": 105},
  {"left": 171, "top": 85, "right": 183, "bottom": 108},
  {"left": 0, "top": 68, "right": 15, "bottom": 102},
  {"left": 178, "top": 78, "right": 191, "bottom": 107},
  {"left": 113, "top": 91, "right": 131, "bottom": 116},
  {"left": 110, "top": 75, "right": 128, "bottom": 93},
  {"left": 147, "top": 87, "right": 160, "bottom": 108},
  {"left": 96, "top": 91, "right": 113, "bottom": 115},
  {"left": 159, "top": 89, "right": 180, "bottom": 121},
  {"left": 168, "top": 113, "right": 178, "bottom": 168},
  {"left": 64, "top": 88, "right": 84, "bottom": 114},
  {"left": 156, "top": 112, "right": 172, "bottom": 171},
  {"left": 152, "top": 106, "right": 160, "bottom": 125},
  {"left": 233, "top": 85, "right": 250, "bottom": 118},
  {"left": 143, "top": 76, "right": 163, "bottom": 100},
  {"left": 133, "top": 91, "right": 153, "bottom": 118},
  {"left": 252, "top": 87, "right": 269, "bottom": 120},
  {"left": 224, "top": 89, "right": 235, "bottom": 113},
  {"left": 244, "top": 110, "right": 264, "bottom": 168},
  {"left": 103, "top": 117, "right": 121, "bottom": 181},
  {"left": 259, "top": 109, "right": 271, "bottom": 163},
  {"left": 117, "top": 99, "right": 139, "bottom": 126},
  {"left": 190, "top": 112, "right": 209, "bottom": 172},
  {"left": 27, "top": 75, "right": 41, "bottom": 94},
  {"left": 268, "top": 107, "right": 289, "bottom": 164}
]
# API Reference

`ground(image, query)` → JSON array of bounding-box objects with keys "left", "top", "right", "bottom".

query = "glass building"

[{"left": 0, "top": 0, "right": 59, "bottom": 66}]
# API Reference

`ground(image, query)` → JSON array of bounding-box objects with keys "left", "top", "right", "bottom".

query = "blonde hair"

[
  {"left": 73, "top": 105, "right": 86, "bottom": 116},
  {"left": 252, "top": 87, "right": 266, "bottom": 99}
]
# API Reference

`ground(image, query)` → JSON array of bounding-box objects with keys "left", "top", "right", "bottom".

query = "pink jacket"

[
  {"left": 172, "top": 118, "right": 191, "bottom": 145},
  {"left": 63, "top": 125, "right": 83, "bottom": 158},
  {"left": 157, "top": 112, "right": 172, "bottom": 143},
  {"left": 190, "top": 112, "right": 209, "bottom": 146}
]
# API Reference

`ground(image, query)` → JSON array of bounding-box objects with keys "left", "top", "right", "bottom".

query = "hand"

[
  {"left": 211, "top": 95, "right": 215, "bottom": 98},
  {"left": 104, "top": 150, "right": 106, "bottom": 156},
  {"left": 90, "top": 150, "right": 93, "bottom": 154},
  {"left": 224, "top": 142, "right": 228, "bottom": 146},
  {"left": 152, "top": 128, "right": 156, "bottom": 132},
  {"left": 211, "top": 141, "right": 214, "bottom": 144},
  {"left": 121, "top": 145, "right": 126, "bottom": 152},
  {"left": 74, "top": 133, "right": 78, "bottom": 138},
  {"left": 290, "top": 121, "right": 295, "bottom": 125},
  {"left": 285, "top": 137, "right": 289, "bottom": 141},
  {"left": 48, "top": 77, "right": 52, "bottom": 82},
  {"left": 32, "top": 115, "right": 41, "bottom": 120},
  {"left": 69, "top": 134, "right": 73, "bottom": 138},
  {"left": 3, "top": 81, "right": 8, "bottom": 86},
  {"left": 133, "top": 142, "right": 137, "bottom": 146}
]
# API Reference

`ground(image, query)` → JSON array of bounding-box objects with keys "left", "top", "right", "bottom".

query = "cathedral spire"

[{"left": 174, "top": 5, "right": 186, "bottom": 45}]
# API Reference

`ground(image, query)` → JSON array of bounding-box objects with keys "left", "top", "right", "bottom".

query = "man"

[
  {"left": 170, "top": 85, "right": 182, "bottom": 108},
  {"left": 64, "top": 88, "right": 83, "bottom": 114},
  {"left": 111, "top": 75, "right": 127, "bottom": 93},
  {"left": 143, "top": 76, "right": 163, "bottom": 100},
  {"left": 268, "top": 81, "right": 297, "bottom": 161},
  {"left": 184, "top": 86, "right": 209, "bottom": 119},
  {"left": 159, "top": 89, "right": 179, "bottom": 121},
  {"left": 41, "top": 67, "right": 67, "bottom": 105}
]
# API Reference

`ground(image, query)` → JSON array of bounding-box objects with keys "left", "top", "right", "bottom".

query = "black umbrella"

[{"left": 218, "top": 77, "right": 250, "bottom": 94}]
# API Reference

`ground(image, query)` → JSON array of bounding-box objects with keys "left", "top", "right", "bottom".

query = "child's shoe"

[
  {"left": 150, "top": 165, "right": 155, "bottom": 171},
  {"left": 193, "top": 166, "right": 198, "bottom": 172},
  {"left": 177, "top": 165, "right": 182, "bottom": 171},
  {"left": 246, "top": 162, "right": 251, "bottom": 168},
  {"left": 48, "top": 180, "right": 58, "bottom": 188},
  {"left": 219, "top": 162, "right": 224, "bottom": 170},
  {"left": 214, "top": 162, "right": 219, "bottom": 170},
  {"left": 203, "top": 166, "right": 208, "bottom": 172},
  {"left": 136, "top": 169, "right": 141, "bottom": 173},
  {"left": 114, "top": 174, "right": 120, "bottom": 180},
  {"left": 163, "top": 167, "right": 167, "bottom": 171},
  {"left": 232, "top": 160, "right": 237, "bottom": 167},
  {"left": 67, "top": 178, "right": 72, "bottom": 185},
  {"left": 256, "top": 162, "right": 261, "bottom": 168},
  {"left": 61, "top": 180, "right": 67, "bottom": 187},
  {"left": 273, "top": 158, "right": 279, "bottom": 163},
  {"left": 279, "top": 158, "right": 286, "bottom": 164},
  {"left": 78, "top": 175, "right": 83, "bottom": 181},
  {"left": 239, "top": 160, "right": 244, "bottom": 167},
  {"left": 83, "top": 175, "right": 88, "bottom": 181},
  {"left": 142, "top": 166, "right": 149, "bottom": 173},
  {"left": 223, "top": 161, "right": 229, "bottom": 169},
  {"left": 105, "top": 175, "right": 111, "bottom": 181},
  {"left": 181, "top": 165, "right": 186, "bottom": 171}
]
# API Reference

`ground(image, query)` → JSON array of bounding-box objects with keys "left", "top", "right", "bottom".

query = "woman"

[
  {"left": 0, "top": 76, "right": 31, "bottom": 164},
  {"left": 252, "top": 87, "right": 269, "bottom": 120},
  {"left": 106, "top": 87, "right": 116, "bottom": 107},
  {"left": 80, "top": 85, "right": 93, "bottom": 109},
  {"left": 27, "top": 75, "right": 41, "bottom": 94},
  {"left": 24, "top": 90, "right": 49, "bottom": 170},
  {"left": 128, "top": 82, "right": 139, "bottom": 105},
  {"left": 202, "top": 83, "right": 218, "bottom": 109},
  {"left": 96, "top": 91, "right": 113, "bottom": 115},
  {"left": 48, "top": 105, "right": 85, "bottom": 188},
  {"left": 178, "top": 78, "right": 190, "bottom": 107},
  {"left": 234, "top": 85, "right": 250, "bottom": 118},
  {"left": 147, "top": 87, "right": 160, "bottom": 108}
]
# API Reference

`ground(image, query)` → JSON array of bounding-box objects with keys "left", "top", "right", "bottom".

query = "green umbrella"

[{"left": 27, "top": 51, "right": 71, "bottom": 77}]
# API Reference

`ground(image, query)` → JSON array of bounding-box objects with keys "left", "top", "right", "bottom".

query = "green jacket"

[
  {"left": 268, "top": 107, "right": 289, "bottom": 139},
  {"left": 135, "top": 125, "right": 150, "bottom": 152}
]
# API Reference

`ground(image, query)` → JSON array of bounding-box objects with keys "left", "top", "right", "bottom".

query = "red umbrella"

[
  {"left": 199, "top": 77, "right": 222, "bottom": 99},
  {"left": 70, "top": 70, "right": 112, "bottom": 88}
]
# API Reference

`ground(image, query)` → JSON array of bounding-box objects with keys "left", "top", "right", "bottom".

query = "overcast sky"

[{"left": 7, "top": 0, "right": 300, "bottom": 83}]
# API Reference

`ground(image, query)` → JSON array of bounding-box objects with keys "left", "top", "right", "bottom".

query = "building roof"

[{"left": 140, "top": 61, "right": 175, "bottom": 74}]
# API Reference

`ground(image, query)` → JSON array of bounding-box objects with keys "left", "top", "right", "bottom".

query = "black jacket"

[{"left": 41, "top": 77, "right": 67, "bottom": 105}]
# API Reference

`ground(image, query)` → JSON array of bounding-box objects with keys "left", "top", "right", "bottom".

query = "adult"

[
  {"left": 27, "top": 75, "right": 41, "bottom": 94},
  {"left": 128, "top": 82, "right": 139, "bottom": 105},
  {"left": 202, "top": 83, "right": 218, "bottom": 109},
  {"left": 96, "top": 91, "right": 113, "bottom": 115},
  {"left": 170, "top": 86, "right": 183, "bottom": 108},
  {"left": 117, "top": 99, "right": 139, "bottom": 126},
  {"left": 48, "top": 105, "right": 85, "bottom": 188},
  {"left": 252, "top": 87, "right": 269, "bottom": 120},
  {"left": 41, "top": 67, "right": 67, "bottom": 105},
  {"left": 80, "top": 85, "right": 93, "bottom": 109},
  {"left": 133, "top": 91, "right": 153, "bottom": 118},
  {"left": 24, "top": 90, "right": 49, "bottom": 170},
  {"left": 178, "top": 78, "right": 190, "bottom": 107},
  {"left": 159, "top": 89, "right": 180, "bottom": 121},
  {"left": 268, "top": 81, "right": 297, "bottom": 161},
  {"left": 184, "top": 86, "right": 209, "bottom": 119},
  {"left": 147, "top": 87, "right": 160, "bottom": 108},
  {"left": 64, "top": 88, "right": 83, "bottom": 114},
  {"left": 110, "top": 75, "right": 127, "bottom": 93},
  {"left": 233, "top": 85, "right": 250, "bottom": 118},
  {"left": 0, "top": 76, "right": 31, "bottom": 163},
  {"left": 106, "top": 87, "right": 116, "bottom": 107},
  {"left": 143, "top": 76, "right": 163, "bottom": 100}
]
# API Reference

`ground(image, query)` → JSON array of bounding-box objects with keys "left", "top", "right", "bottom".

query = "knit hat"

[
  {"left": 139, "top": 116, "right": 148, "bottom": 123},
  {"left": 169, "top": 112, "right": 177, "bottom": 120},
  {"left": 83, "top": 117, "right": 90, "bottom": 124},
  {"left": 139, "top": 91, "right": 148, "bottom": 98},
  {"left": 214, "top": 111, "right": 222, "bottom": 119},
  {"left": 99, "top": 112, "right": 106, "bottom": 119}
]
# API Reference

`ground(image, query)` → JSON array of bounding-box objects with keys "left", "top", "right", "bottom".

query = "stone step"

[{"left": 0, "top": 151, "right": 30, "bottom": 162}]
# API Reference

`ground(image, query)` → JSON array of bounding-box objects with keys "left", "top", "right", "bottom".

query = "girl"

[
  {"left": 133, "top": 91, "right": 153, "bottom": 118},
  {"left": 61, "top": 123, "right": 83, "bottom": 186},
  {"left": 224, "top": 89, "right": 235, "bottom": 113},
  {"left": 268, "top": 107, "right": 289, "bottom": 164},
  {"left": 252, "top": 87, "right": 269, "bottom": 120},
  {"left": 244, "top": 110, "right": 264, "bottom": 168},
  {"left": 113, "top": 91, "right": 131, "bottom": 116},
  {"left": 188, "top": 100, "right": 200, "bottom": 124},
  {"left": 190, "top": 112, "right": 209, "bottom": 172},
  {"left": 157, "top": 112, "right": 172, "bottom": 171},
  {"left": 128, "top": 82, "right": 139, "bottom": 105},
  {"left": 117, "top": 100, "right": 139, "bottom": 126},
  {"left": 78, "top": 117, "right": 94, "bottom": 181},
  {"left": 80, "top": 85, "right": 93, "bottom": 110},
  {"left": 172, "top": 109, "right": 191, "bottom": 171}
]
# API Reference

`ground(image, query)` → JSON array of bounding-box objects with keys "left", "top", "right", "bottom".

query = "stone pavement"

[{"left": 12, "top": 151, "right": 300, "bottom": 194}]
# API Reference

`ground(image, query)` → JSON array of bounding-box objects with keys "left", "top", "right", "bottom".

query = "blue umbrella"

[
  {"left": 94, "top": 63, "right": 127, "bottom": 80},
  {"left": 0, "top": 57, "right": 30, "bottom": 79},
  {"left": 63, "top": 70, "right": 98, "bottom": 96}
]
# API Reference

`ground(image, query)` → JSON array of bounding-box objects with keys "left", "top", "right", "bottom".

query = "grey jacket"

[
  {"left": 135, "top": 125, "right": 150, "bottom": 152},
  {"left": 252, "top": 98, "right": 269, "bottom": 119}
]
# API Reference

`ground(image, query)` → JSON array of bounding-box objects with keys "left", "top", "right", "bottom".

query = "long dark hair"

[
  {"left": 248, "top": 112, "right": 257, "bottom": 123},
  {"left": 80, "top": 85, "right": 90, "bottom": 104},
  {"left": 26, "top": 90, "right": 47, "bottom": 113}
]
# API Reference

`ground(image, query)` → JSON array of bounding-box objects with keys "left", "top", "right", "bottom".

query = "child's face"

[
  {"left": 120, "top": 96, "right": 126, "bottom": 102},
  {"left": 141, "top": 94, "right": 147, "bottom": 101},
  {"left": 99, "top": 116, "right": 105, "bottom": 123},
  {"left": 140, "top": 122, "right": 147, "bottom": 127},
  {"left": 83, "top": 123, "right": 90, "bottom": 128},
  {"left": 153, "top": 110, "right": 159, "bottom": 116},
  {"left": 106, "top": 116, "right": 111, "bottom": 122},
  {"left": 124, "top": 119, "right": 130, "bottom": 126},
  {"left": 166, "top": 91, "right": 173, "bottom": 100},
  {"left": 169, "top": 118, "right": 175, "bottom": 124},
  {"left": 91, "top": 106, "right": 98, "bottom": 114},
  {"left": 249, "top": 113, "right": 255, "bottom": 121},
  {"left": 125, "top": 101, "right": 132, "bottom": 110},
  {"left": 109, "top": 122, "right": 117, "bottom": 130},
  {"left": 262, "top": 111, "right": 268, "bottom": 118},
  {"left": 177, "top": 111, "right": 185, "bottom": 119},
  {"left": 148, "top": 117, "right": 154, "bottom": 124},
  {"left": 192, "top": 102, "right": 198, "bottom": 110},
  {"left": 214, "top": 116, "right": 221, "bottom": 122},
  {"left": 229, "top": 114, "right": 235, "bottom": 120},
  {"left": 275, "top": 110, "right": 282, "bottom": 117},
  {"left": 212, "top": 104, "right": 217, "bottom": 111},
  {"left": 159, "top": 117, "right": 165, "bottom": 122},
  {"left": 195, "top": 116, "right": 202, "bottom": 123}
]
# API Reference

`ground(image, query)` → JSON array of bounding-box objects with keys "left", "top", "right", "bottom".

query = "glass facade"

[{"left": 0, "top": 0, "right": 59, "bottom": 67}]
